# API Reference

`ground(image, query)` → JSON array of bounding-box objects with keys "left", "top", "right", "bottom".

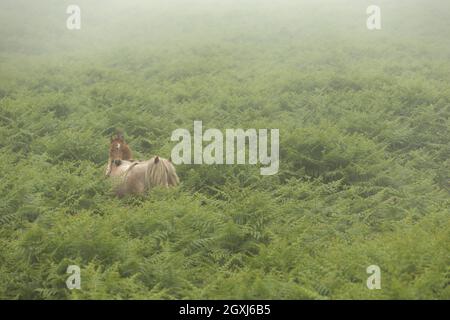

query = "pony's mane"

[{"left": 145, "top": 156, "right": 179, "bottom": 189}]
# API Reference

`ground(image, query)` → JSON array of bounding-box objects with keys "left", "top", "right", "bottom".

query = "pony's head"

[{"left": 109, "top": 132, "right": 132, "bottom": 164}]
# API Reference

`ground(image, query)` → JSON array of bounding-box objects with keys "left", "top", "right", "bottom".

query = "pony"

[
  {"left": 105, "top": 132, "right": 133, "bottom": 176},
  {"left": 109, "top": 132, "right": 133, "bottom": 161},
  {"left": 106, "top": 157, "right": 179, "bottom": 197},
  {"left": 105, "top": 133, "right": 179, "bottom": 197}
]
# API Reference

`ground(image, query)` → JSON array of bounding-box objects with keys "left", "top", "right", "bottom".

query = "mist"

[{"left": 1, "top": 0, "right": 449, "bottom": 57}]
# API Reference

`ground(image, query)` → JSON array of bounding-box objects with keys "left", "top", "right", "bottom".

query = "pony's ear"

[
  {"left": 154, "top": 156, "right": 160, "bottom": 164},
  {"left": 168, "top": 156, "right": 172, "bottom": 163}
]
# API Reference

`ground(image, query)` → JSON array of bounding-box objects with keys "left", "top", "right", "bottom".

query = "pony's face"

[{"left": 109, "top": 135, "right": 128, "bottom": 164}]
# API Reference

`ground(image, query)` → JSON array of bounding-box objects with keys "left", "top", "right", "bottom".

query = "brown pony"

[
  {"left": 109, "top": 133, "right": 132, "bottom": 161},
  {"left": 105, "top": 133, "right": 133, "bottom": 176}
]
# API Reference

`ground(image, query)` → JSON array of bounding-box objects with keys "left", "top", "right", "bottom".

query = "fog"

[{"left": 1, "top": 0, "right": 449, "bottom": 57}]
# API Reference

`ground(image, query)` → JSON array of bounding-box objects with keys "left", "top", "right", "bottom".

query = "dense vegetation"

[{"left": 0, "top": 0, "right": 449, "bottom": 299}]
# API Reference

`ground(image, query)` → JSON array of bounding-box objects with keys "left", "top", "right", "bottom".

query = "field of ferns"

[{"left": 0, "top": 0, "right": 449, "bottom": 299}]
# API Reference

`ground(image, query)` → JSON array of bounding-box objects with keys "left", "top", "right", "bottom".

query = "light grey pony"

[{"left": 106, "top": 156, "right": 179, "bottom": 197}]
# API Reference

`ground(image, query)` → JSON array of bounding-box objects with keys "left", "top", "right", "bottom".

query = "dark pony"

[
  {"left": 109, "top": 132, "right": 132, "bottom": 162},
  {"left": 105, "top": 132, "right": 133, "bottom": 176}
]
